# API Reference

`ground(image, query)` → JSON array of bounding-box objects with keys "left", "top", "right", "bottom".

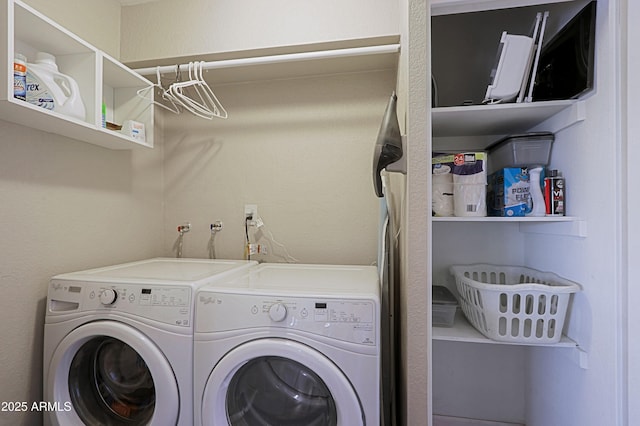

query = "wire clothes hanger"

[
  {"left": 168, "top": 62, "right": 228, "bottom": 120},
  {"left": 137, "top": 63, "right": 228, "bottom": 120},
  {"left": 136, "top": 66, "right": 181, "bottom": 114},
  {"left": 195, "top": 61, "right": 227, "bottom": 119}
]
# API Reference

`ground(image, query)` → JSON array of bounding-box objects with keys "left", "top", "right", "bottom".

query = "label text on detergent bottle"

[
  {"left": 26, "top": 71, "right": 55, "bottom": 111},
  {"left": 13, "top": 60, "right": 26, "bottom": 100}
]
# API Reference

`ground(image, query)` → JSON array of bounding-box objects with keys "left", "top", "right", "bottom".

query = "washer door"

[
  {"left": 202, "top": 338, "right": 364, "bottom": 426},
  {"left": 46, "top": 321, "right": 179, "bottom": 426}
]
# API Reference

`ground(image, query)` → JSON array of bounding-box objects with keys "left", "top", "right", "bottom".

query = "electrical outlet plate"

[{"left": 244, "top": 204, "right": 258, "bottom": 219}]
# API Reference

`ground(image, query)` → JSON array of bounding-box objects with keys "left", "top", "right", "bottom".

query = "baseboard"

[{"left": 433, "top": 414, "right": 524, "bottom": 426}]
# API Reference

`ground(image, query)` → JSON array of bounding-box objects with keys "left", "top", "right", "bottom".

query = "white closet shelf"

[
  {"left": 433, "top": 310, "right": 578, "bottom": 348},
  {"left": 432, "top": 99, "right": 581, "bottom": 137},
  {"left": 1, "top": 0, "right": 154, "bottom": 150},
  {"left": 432, "top": 217, "right": 587, "bottom": 238},
  {"left": 432, "top": 216, "right": 577, "bottom": 222},
  {"left": 431, "top": 0, "right": 574, "bottom": 16},
  {"left": 0, "top": 98, "right": 149, "bottom": 149}
]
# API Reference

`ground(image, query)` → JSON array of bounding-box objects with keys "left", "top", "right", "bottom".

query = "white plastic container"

[
  {"left": 450, "top": 264, "right": 581, "bottom": 344},
  {"left": 26, "top": 52, "right": 85, "bottom": 121},
  {"left": 487, "top": 132, "right": 554, "bottom": 172},
  {"left": 433, "top": 285, "right": 458, "bottom": 327}
]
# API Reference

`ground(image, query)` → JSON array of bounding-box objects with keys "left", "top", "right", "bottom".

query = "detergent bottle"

[{"left": 26, "top": 52, "right": 86, "bottom": 121}]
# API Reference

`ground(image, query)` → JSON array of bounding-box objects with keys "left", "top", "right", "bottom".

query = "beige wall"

[
  {"left": 23, "top": 0, "right": 121, "bottom": 58},
  {"left": 162, "top": 70, "right": 396, "bottom": 264},
  {"left": 120, "top": 0, "right": 399, "bottom": 64},
  {"left": 0, "top": 2, "right": 164, "bottom": 425},
  {"left": 0, "top": 122, "right": 164, "bottom": 426},
  {"left": 403, "top": 0, "right": 430, "bottom": 424}
]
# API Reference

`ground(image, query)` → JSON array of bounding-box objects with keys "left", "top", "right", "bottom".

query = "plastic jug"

[{"left": 26, "top": 52, "right": 86, "bottom": 121}]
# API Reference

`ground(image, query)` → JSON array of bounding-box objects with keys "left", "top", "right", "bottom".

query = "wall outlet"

[{"left": 244, "top": 204, "right": 258, "bottom": 219}]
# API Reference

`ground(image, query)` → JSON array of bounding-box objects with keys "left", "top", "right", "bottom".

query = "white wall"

[
  {"left": 523, "top": 1, "right": 625, "bottom": 424},
  {"left": 0, "top": 2, "right": 164, "bottom": 425},
  {"left": 623, "top": 0, "right": 640, "bottom": 423},
  {"left": 120, "top": 0, "right": 399, "bottom": 64},
  {"left": 161, "top": 70, "right": 395, "bottom": 264}
]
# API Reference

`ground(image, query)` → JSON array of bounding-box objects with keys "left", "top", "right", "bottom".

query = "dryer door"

[
  {"left": 45, "top": 321, "right": 179, "bottom": 426},
  {"left": 202, "top": 338, "right": 364, "bottom": 426}
]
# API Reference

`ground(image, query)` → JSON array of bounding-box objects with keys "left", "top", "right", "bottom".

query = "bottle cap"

[{"left": 35, "top": 52, "right": 58, "bottom": 70}]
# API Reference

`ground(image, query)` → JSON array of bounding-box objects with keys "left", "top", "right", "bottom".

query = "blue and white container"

[
  {"left": 13, "top": 53, "right": 26, "bottom": 101},
  {"left": 488, "top": 168, "right": 531, "bottom": 217}
]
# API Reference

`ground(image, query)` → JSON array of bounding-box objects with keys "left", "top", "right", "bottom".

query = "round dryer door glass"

[
  {"left": 226, "top": 356, "right": 337, "bottom": 426},
  {"left": 68, "top": 337, "right": 155, "bottom": 425}
]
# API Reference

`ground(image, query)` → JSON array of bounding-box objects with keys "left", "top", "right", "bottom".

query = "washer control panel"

[
  {"left": 47, "top": 280, "right": 192, "bottom": 327},
  {"left": 197, "top": 292, "right": 378, "bottom": 346}
]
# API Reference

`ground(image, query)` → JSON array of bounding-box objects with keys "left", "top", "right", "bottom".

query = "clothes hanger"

[
  {"left": 169, "top": 62, "right": 215, "bottom": 120},
  {"left": 195, "top": 61, "right": 228, "bottom": 119},
  {"left": 136, "top": 67, "right": 181, "bottom": 114}
]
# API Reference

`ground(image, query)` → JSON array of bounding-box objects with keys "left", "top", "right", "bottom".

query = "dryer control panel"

[
  {"left": 196, "top": 292, "right": 378, "bottom": 346},
  {"left": 47, "top": 280, "right": 193, "bottom": 328}
]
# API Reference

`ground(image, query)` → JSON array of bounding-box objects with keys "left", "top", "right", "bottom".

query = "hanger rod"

[{"left": 132, "top": 44, "right": 400, "bottom": 76}]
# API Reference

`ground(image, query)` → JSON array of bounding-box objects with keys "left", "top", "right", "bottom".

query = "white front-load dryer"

[
  {"left": 43, "top": 257, "right": 255, "bottom": 426},
  {"left": 194, "top": 263, "right": 381, "bottom": 426}
]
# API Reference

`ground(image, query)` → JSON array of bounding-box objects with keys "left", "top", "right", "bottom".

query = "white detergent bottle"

[
  {"left": 26, "top": 52, "right": 86, "bottom": 121},
  {"left": 527, "top": 167, "right": 546, "bottom": 217}
]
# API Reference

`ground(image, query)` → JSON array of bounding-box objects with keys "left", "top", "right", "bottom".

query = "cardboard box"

[{"left": 487, "top": 168, "right": 531, "bottom": 217}]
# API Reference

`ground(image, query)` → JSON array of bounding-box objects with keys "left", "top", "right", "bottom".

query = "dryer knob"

[
  {"left": 100, "top": 288, "right": 118, "bottom": 305},
  {"left": 268, "top": 303, "right": 287, "bottom": 322}
]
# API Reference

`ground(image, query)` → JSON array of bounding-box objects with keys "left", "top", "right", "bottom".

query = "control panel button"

[
  {"left": 268, "top": 303, "right": 287, "bottom": 322},
  {"left": 100, "top": 288, "right": 118, "bottom": 305}
]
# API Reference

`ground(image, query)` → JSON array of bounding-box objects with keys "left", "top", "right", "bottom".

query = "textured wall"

[
  {"left": 120, "top": 0, "right": 399, "bottom": 64},
  {"left": 23, "top": 0, "right": 121, "bottom": 58},
  {"left": 161, "top": 70, "right": 396, "bottom": 265},
  {"left": 0, "top": 122, "right": 164, "bottom": 425}
]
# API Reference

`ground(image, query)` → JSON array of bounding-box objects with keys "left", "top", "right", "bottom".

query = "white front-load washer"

[
  {"left": 194, "top": 263, "right": 381, "bottom": 426},
  {"left": 43, "top": 257, "right": 255, "bottom": 426}
]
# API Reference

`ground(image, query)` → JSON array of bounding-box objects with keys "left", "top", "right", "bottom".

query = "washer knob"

[
  {"left": 268, "top": 303, "right": 287, "bottom": 322},
  {"left": 100, "top": 288, "right": 118, "bottom": 305}
]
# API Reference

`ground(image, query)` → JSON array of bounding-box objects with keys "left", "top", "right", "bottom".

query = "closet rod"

[{"left": 132, "top": 44, "right": 400, "bottom": 76}]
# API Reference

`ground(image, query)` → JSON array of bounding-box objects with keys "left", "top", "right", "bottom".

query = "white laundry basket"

[{"left": 449, "top": 264, "right": 581, "bottom": 344}]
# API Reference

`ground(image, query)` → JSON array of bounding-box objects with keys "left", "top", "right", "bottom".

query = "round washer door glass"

[
  {"left": 227, "top": 356, "right": 336, "bottom": 425},
  {"left": 45, "top": 321, "right": 179, "bottom": 426},
  {"left": 202, "top": 338, "right": 364, "bottom": 426},
  {"left": 69, "top": 337, "right": 155, "bottom": 424}
]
